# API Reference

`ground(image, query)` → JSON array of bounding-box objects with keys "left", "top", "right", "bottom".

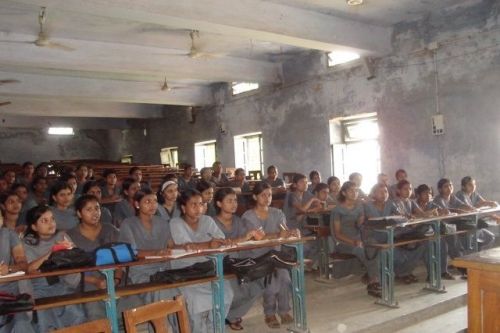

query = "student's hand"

[
  {"left": 96, "top": 277, "right": 107, "bottom": 290},
  {"left": 156, "top": 249, "right": 171, "bottom": 256},
  {"left": 289, "top": 229, "right": 301, "bottom": 238},
  {"left": 15, "top": 225, "right": 26, "bottom": 236},
  {"left": 209, "top": 238, "right": 225, "bottom": 249},
  {"left": 0, "top": 263, "right": 8, "bottom": 275},
  {"left": 55, "top": 239, "right": 74, "bottom": 250},
  {"left": 354, "top": 240, "right": 363, "bottom": 248}
]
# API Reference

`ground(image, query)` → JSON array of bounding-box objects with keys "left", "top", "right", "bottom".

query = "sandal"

[
  {"left": 225, "top": 319, "right": 243, "bottom": 331},
  {"left": 265, "top": 315, "right": 281, "bottom": 329},
  {"left": 280, "top": 313, "right": 294, "bottom": 325}
]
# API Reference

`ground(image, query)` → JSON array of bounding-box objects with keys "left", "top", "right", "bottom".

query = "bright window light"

[
  {"left": 48, "top": 127, "right": 74, "bottom": 135},
  {"left": 328, "top": 51, "right": 360, "bottom": 67},
  {"left": 232, "top": 82, "right": 259, "bottom": 95}
]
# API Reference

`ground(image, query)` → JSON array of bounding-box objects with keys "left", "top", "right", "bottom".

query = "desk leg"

[
  {"left": 424, "top": 220, "right": 446, "bottom": 293},
  {"left": 466, "top": 215, "right": 479, "bottom": 252},
  {"left": 289, "top": 243, "right": 309, "bottom": 333},
  {"left": 376, "top": 228, "right": 398, "bottom": 308},
  {"left": 208, "top": 254, "right": 225, "bottom": 333},
  {"left": 101, "top": 268, "right": 120, "bottom": 333},
  {"left": 318, "top": 235, "right": 329, "bottom": 279}
]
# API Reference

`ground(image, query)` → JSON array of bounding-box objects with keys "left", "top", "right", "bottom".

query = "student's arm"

[
  {"left": 332, "top": 213, "right": 361, "bottom": 247},
  {"left": 9, "top": 243, "right": 28, "bottom": 273},
  {"left": 292, "top": 195, "right": 321, "bottom": 214}
]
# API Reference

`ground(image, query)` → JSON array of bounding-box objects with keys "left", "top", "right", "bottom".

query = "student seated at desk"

[
  {"left": 12, "top": 183, "right": 30, "bottom": 228},
  {"left": 113, "top": 177, "right": 141, "bottom": 227},
  {"left": 34, "top": 162, "right": 49, "bottom": 179},
  {"left": 326, "top": 176, "right": 341, "bottom": 206},
  {"left": 225, "top": 168, "right": 251, "bottom": 193},
  {"left": 129, "top": 166, "right": 151, "bottom": 191},
  {"left": 349, "top": 172, "right": 369, "bottom": 201},
  {"left": 74, "top": 164, "right": 88, "bottom": 197},
  {"left": 60, "top": 173, "right": 79, "bottom": 202},
  {"left": 307, "top": 170, "right": 321, "bottom": 193},
  {"left": 213, "top": 188, "right": 264, "bottom": 331},
  {"left": 0, "top": 191, "right": 25, "bottom": 235},
  {"left": 284, "top": 174, "right": 321, "bottom": 230},
  {"left": 3, "top": 169, "right": 17, "bottom": 189},
  {"left": 118, "top": 189, "right": 180, "bottom": 330},
  {"left": 263, "top": 165, "right": 285, "bottom": 188},
  {"left": 23, "top": 205, "right": 85, "bottom": 332},
  {"left": 25, "top": 176, "right": 49, "bottom": 208},
  {"left": 364, "top": 183, "right": 427, "bottom": 284},
  {"left": 170, "top": 190, "right": 234, "bottom": 333},
  {"left": 331, "top": 181, "right": 381, "bottom": 298},
  {"left": 67, "top": 195, "right": 121, "bottom": 321},
  {"left": 82, "top": 181, "right": 113, "bottom": 225},
  {"left": 199, "top": 167, "right": 215, "bottom": 187},
  {"left": 309, "top": 183, "right": 332, "bottom": 211},
  {"left": 242, "top": 182, "right": 297, "bottom": 329},
  {"left": 394, "top": 180, "right": 435, "bottom": 234},
  {"left": 0, "top": 218, "right": 35, "bottom": 333},
  {"left": 17, "top": 161, "right": 34, "bottom": 187},
  {"left": 197, "top": 180, "right": 216, "bottom": 217},
  {"left": 177, "top": 163, "right": 198, "bottom": 193},
  {"left": 156, "top": 180, "right": 181, "bottom": 223},
  {"left": 49, "top": 182, "right": 79, "bottom": 231},
  {"left": 456, "top": 176, "right": 500, "bottom": 224},
  {"left": 389, "top": 169, "right": 408, "bottom": 200},
  {"left": 211, "top": 161, "right": 229, "bottom": 186},
  {"left": 377, "top": 173, "right": 390, "bottom": 188},
  {"left": 100, "top": 168, "right": 121, "bottom": 203}
]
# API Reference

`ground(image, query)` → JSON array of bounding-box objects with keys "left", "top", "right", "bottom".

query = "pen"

[{"left": 279, "top": 223, "right": 288, "bottom": 231}]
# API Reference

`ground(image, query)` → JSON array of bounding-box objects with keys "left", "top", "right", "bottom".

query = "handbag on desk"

[
  {"left": 149, "top": 260, "right": 216, "bottom": 284},
  {"left": 224, "top": 249, "right": 297, "bottom": 285},
  {"left": 39, "top": 248, "right": 95, "bottom": 272}
]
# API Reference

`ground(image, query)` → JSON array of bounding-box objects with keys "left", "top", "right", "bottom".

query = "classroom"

[{"left": 0, "top": 1, "right": 499, "bottom": 332}]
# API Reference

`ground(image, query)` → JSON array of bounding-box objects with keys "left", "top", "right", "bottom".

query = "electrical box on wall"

[{"left": 432, "top": 114, "right": 444, "bottom": 135}]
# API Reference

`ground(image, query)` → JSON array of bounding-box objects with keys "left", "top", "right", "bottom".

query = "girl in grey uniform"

[
  {"left": 0, "top": 226, "right": 35, "bottom": 333},
  {"left": 170, "top": 189, "right": 234, "bottom": 333},
  {"left": 156, "top": 180, "right": 182, "bottom": 222},
  {"left": 49, "top": 182, "right": 79, "bottom": 231},
  {"left": 82, "top": 181, "right": 113, "bottom": 225},
  {"left": 242, "top": 182, "right": 298, "bottom": 329},
  {"left": 197, "top": 180, "right": 217, "bottom": 217},
  {"left": 67, "top": 194, "right": 121, "bottom": 321},
  {"left": 23, "top": 205, "right": 85, "bottom": 332},
  {"left": 113, "top": 178, "right": 141, "bottom": 227},
  {"left": 213, "top": 188, "right": 263, "bottom": 331}
]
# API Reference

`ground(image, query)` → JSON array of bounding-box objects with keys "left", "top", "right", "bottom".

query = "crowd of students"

[{"left": 0, "top": 161, "right": 498, "bottom": 332}]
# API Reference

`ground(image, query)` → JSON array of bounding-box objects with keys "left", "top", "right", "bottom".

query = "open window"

[
  {"left": 234, "top": 132, "right": 263, "bottom": 175},
  {"left": 194, "top": 140, "right": 216, "bottom": 170},
  {"left": 160, "top": 147, "right": 179, "bottom": 168}
]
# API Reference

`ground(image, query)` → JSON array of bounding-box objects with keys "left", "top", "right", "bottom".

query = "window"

[
  {"left": 48, "top": 127, "right": 74, "bottom": 135},
  {"left": 234, "top": 132, "right": 263, "bottom": 174},
  {"left": 232, "top": 82, "right": 259, "bottom": 95},
  {"left": 121, "top": 155, "right": 133, "bottom": 164},
  {"left": 327, "top": 51, "right": 360, "bottom": 67},
  {"left": 194, "top": 140, "right": 216, "bottom": 170},
  {"left": 330, "top": 114, "right": 380, "bottom": 193},
  {"left": 160, "top": 147, "right": 179, "bottom": 167}
]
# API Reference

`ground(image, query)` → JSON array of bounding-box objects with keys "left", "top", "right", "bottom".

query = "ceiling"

[{"left": 0, "top": 0, "right": 481, "bottom": 120}]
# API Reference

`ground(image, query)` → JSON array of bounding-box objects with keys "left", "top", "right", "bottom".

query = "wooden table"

[{"left": 453, "top": 247, "right": 500, "bottom": 333}]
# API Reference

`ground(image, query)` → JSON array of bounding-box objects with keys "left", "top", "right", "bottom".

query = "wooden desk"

[{"left": 453, "top": 248, "right": 500, "bottom": 333}]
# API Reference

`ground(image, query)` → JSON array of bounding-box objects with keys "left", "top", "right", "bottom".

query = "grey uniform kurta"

[
  {"left": 67, "top": 223, "right": 120, "bottom": 320},
  {"left": 169, "top": 215, "right": 234, "bottom": 333},
  {"left": 213, "top": 216, "right": 264, "bottom": 322},
  {"left": 113, "top": 200, "right": 135, "bottom": 227},
  {"left": 23, "top": 232, "right": 85, "bottom": 332},
  {"left": 0, "top": 228, "right": 36, "bottom": 333},
  {"left": 156, "top": 203, "right": 182, "bottom": 223},
  {"left": 50, "top": 207, "right": 79, "bottom": 231},
  {"left": 241, "top": 208, "right": 291, "bottom": 316}
]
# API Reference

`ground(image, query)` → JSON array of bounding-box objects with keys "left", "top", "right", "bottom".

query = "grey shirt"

[
  {"left": 0, "top": 228, "right": 21, "bottom": 294},
  {"left": 50, "top": 206, "right": 79, "bottom": 231},
  {"left": 113, "top": 200, "right": 136, "bottom": 227},
  {"left": 156, "top": 203, "right": 182, "bottom": 223},
  {"left": 213, "top": 215, "right": 247, "bottom": 258},
  {"left": 263, "top": 178, "right": 285, "bottom": 188},
  {"left": 241, "top": 207, "right": 287, "bottom": 257},
  {"left": 284, "top": 191, "right": 314, "bottom": 229},
  {"left": 456, "top": 190, "right": 485, "bottom": 207},
  {"left": 432, "top": 194, "right": 469, "bottom": 210},
  {"left": 331, "top": 203, "right": 364, "bottom": 241}
]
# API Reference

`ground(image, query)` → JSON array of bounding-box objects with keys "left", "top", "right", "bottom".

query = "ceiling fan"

[
  {"left": 0, "top": 79, "right": 20, "bottom": 86},
  {"left": 0, "top": 101, "right": 12, "bottom": 107},
  {"left": 2, "top": 7, "right": 74, "bottom": 51},
  {"left": 184, "top": 30, "right": 222, "bottom": 59}
]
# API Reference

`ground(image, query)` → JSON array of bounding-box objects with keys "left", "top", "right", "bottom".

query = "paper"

[
  {"left": 0, "top": 271, "right": 25, "bottom": 279},
  {"left": 368, "top": 215, "right": 405, "bottom": 221}
]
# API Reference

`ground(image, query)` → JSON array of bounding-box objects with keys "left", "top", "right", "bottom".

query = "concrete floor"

[{"left": 239, "top": 266, "right": 467, "bottom": 333}]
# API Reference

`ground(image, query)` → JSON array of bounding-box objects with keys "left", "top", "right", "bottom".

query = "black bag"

[
  {"left": 149, "top": 260, "right": 215, "bottom": 284},
  {"left": 224, "top": 250, "right": 297, "bottom": 284},
  {"left": 0, "top": 292, "right": 34, "bottom": 315},
  {"left": 40, "top": 248, "right": 95, "bottom": 272}
]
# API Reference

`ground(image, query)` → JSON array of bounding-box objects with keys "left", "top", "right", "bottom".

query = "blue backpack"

[{"left": 94, "top": 242, "right": 137, "bottom": 266}]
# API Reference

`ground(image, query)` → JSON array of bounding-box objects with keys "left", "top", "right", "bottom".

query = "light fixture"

[
  {"left": 347, "top": 0, "right": 363, "bottom": 5},
  {"left": 48, "top": 127, "right": 74, "bottom": 135},
  {"left": 327, "top": 51, "right": 361, "bottom": 66}
]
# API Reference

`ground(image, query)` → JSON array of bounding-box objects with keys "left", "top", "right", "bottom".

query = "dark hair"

[
  {"left": 252, "top": 181, "right": 272, "bottom": 196},
  {"left": 370, "top": 183, "right": 388, "bottom": 197},
  {"left": 395, "top": 169, "right": 407, "bottom": 178},
  {"left": 162, "top": 173, "right": 178, "bottom": 182},
  {"left": 49, "top": 181, "right": 73, "bottom": 205},
  {"left": 11, "top": 183, "right": 28, "bottom": 193},
  {"left": 327, "top": 176, "right": 340, "bottom": 186},
  {"left": 22, "top": 161, "right": 34, "bottom": 169},
  {"left": 234, "top": 168, "right": 245, "bottom": 177},
  {"left": 349, "top": 172, "right": 362, "bottom": 181},
  {"left": 292, "top": 173, "right": 307, "bottom": 184},
  {"left": 103, "top": 168, "right": 117, "bottom": 178},
  {"left": 2, "top": 169, "right": 16, "bottom": 177},
  {"left": 59, "top": 172, "right": 76, "bottom": 183},
  {"left": 75, "top": 164, "right": 87, "bottom": 171},
  {"left": 0, "top": 191, "right": 20, "bottom": 206},
  {"left": 35, "top": 162, "right": 48, "bottom": 171},
  {"left": 461, "top": 176, "right": 473, "bottom": 189},
  {"left": 156, "top": 179, "right": 177, "bottom": 204},
  {"left": 82, "top": 180, "right": 100, "bottom": 194},
  {"left": 415, "top": 184, "right": 431, "bottom": 196},
  {"left": 396, "top": 179, "right": 411, "bottom": 190},
  {"left": 177, "top": 189, "right": 202, "bottom": 215},
  {"left": 197, "top": 180, "right": 214, "bottom": 193},
  {"left": 313, "top": 183, "right": 329, "bottom": 194},
  {"left": 182, "top": 163, "right": 193, "bottom": 170},
  {"left": 309, "top": 170, "right": 320, "bottom": 180},
  {"left": 30, "top": 176, "right": 47, "bottom": 191},
  {"left": 212, "top": 161, "right": 221, "bottom": 168},
  {"left": 267, "top": 165, "right": 277, "bottom": 173},
  {"left": 437, "top": 178, "right": 451, "bottom": 190},
  {"left": 24, "top": 205, "right": 52, "bottom": 245},
  {"left": 133, "top": 189, "right": 155, "bottom": 215},
  {"left": 337, "top": 181, "right": 357, "bottom": 203},
  {"left": 74, "top": 194, "right": 99, "bottom": 214},
  {"left": 214, "top": 187, "right": 236, "bottom": 214},
  {"left": 129, "top": 166, "right": 140, "bottom": 175},
  {"left": 121, "top": 177, "right": 138, "bottom": 197}
]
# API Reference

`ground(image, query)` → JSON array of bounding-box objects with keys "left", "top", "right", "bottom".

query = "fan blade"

[
  {"left": 0, "top": 79, "right": 20, "bottom": 85},
  {"left": 0, "top": 102, "right": 12, "bottom": 107},
  {"left": 45, "top": 41, "right": 74, "bottom": 52}
]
